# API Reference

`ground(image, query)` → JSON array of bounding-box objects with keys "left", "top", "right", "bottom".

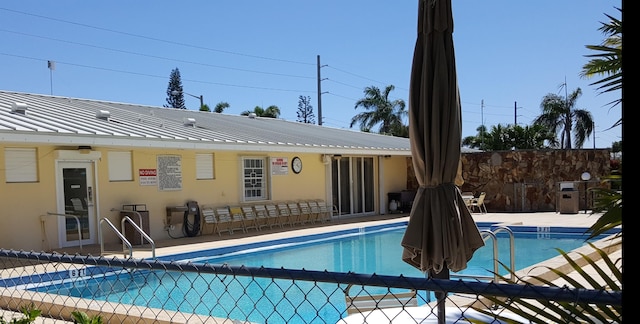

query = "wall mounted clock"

[{"left": 292, "top": 156, "right": 302, "bottom": 174}]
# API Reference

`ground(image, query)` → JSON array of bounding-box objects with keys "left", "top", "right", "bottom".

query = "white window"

[
  {"left": 242, "top": 157, "right": 267, "bottom": 201},
  {"left": 4, "top": 148, "right": 38, "bottom": 183},
  {"left": 108, "top": 151, "right": 133, "bottom": 181},
  {"left": 196, "top": 153, "right": 214, "bottom": 180}
]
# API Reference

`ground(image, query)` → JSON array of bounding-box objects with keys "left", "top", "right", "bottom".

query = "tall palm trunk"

[{"left": 564, "top": 114, "right": 573, "bottom": 149}]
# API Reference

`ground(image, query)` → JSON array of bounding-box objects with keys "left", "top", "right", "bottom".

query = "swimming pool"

[{"left": 31, "top": 222, "right": 615, "bottom": 323}]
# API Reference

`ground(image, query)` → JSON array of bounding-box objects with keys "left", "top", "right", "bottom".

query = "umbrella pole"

[{"left": 429, "top": 267, "right": 449, "bottom": 324}]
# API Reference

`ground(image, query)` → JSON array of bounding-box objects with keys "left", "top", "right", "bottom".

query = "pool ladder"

[
  {"left": 97, "top": 209, "right": 155, "bottom": 259},
  {"left": 452, "top": 225, "right": 515, "bottom": 283},
  {"left": 43, "top": 212, "right": 84, "bottom": 252}
]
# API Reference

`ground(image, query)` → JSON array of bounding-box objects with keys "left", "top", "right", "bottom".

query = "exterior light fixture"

[
  {"left": 580, "top": 171, "right": 591, "bottom": 214},
  {"left": 172, "top": 90, "right": 203, "bottom": 109}
]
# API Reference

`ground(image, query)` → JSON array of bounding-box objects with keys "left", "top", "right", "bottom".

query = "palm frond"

[{"left": 471, "top": 242, "right": 622, "bottom": 323}]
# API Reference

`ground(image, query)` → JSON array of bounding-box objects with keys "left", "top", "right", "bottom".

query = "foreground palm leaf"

[
  {"left": 588, "top": 186, "right": 622, "bottom": 240},
  {"left": 472, "top": 242, "right": 622, "bottom": 323}
]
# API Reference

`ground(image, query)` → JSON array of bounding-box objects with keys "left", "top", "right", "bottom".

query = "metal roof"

[
  {"left": 0, "top": 90, "right": 478, "bottom": 155},
  {"left": 0, "top": 91, "right": 415, "bottom": 155}
]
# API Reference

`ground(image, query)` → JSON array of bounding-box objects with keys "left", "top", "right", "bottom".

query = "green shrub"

[
  {"left": 0, "top": 304, "right": 41, "bottom": 324},
  {"left": 71, "top": 311, "right": 103, "bottom": 324},
  {"left": 0, "top": 305, "right": 103, "bottom": 324}
]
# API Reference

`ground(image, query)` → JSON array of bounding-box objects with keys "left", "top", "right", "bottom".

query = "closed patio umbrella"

[{"left": 401, "top": 0, "right": 485, "bottom": 321}]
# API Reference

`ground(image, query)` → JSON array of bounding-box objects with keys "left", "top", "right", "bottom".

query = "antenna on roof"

[{"left": 47, "top": 60, "right": 55, "bottom": 95}]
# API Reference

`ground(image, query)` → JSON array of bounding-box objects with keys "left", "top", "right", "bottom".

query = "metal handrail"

[
  {"left": 449, "top": 230, "right": 499, "bottom": 283},
  {"left": 98, "top": 217, "right": 133, "bottom": 258},
  {"left": 450, "top": 226, "right": 515, "bottom": 283},
  {"left": 109, "top": 208, "right": 156, "bottom": 259},
  {"left": 119, "top": 215, "right": 155, "bottom": 259},
  {"left": 491, "top": 225, "right": 516, "bottom": 282},
  {"left": 45, "top": 212, "right": 83, "bottom": 252},
  {"left": 111, "top": 208, "right": 144, "bottom": 246}
]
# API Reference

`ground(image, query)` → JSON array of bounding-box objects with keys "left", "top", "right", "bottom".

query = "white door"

[{"left": 57, "top": 161, "right": 96, "bottom": 247}]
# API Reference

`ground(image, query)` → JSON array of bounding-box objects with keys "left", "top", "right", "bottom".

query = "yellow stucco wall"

[
  {"left": 380, "top": 156, "right": 410, "bottom": 196},
  {"left": 4, "top": 144, "right": 408, "bottom": 251}
]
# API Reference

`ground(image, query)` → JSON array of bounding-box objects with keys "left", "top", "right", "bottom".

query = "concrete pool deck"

[
  {"left": 53, "top": 210, "right": 611, "bottom": 258},
  {"left": 99, "top": 210, "right": 618, "bottom": 259}
]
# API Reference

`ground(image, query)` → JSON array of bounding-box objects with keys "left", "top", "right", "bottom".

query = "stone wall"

[{"left": 406, "top": 149, "right": 611, "bottom": 212}]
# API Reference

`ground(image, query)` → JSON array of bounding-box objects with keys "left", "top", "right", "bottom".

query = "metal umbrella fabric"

[{"left": 401, "top": 0, "right": 484, "bottom": 288}]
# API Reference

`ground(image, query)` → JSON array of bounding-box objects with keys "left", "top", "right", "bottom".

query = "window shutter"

[
  {"left": 196, "top": 153, "right": 214, "bottom": 180},
  {"left": 5, "top": 148, "right": 38, "bottom": 183},
  {"left": 108, "top": 151, "right": 133, "bottom": 181}
]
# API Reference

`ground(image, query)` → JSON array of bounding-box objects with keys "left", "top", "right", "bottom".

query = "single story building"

[{"left": 3, "top": 90, "right": 468, "bottom": 252}]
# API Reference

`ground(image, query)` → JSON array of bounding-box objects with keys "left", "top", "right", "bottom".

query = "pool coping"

[{"left": 154, "top": 220, "right": 619, "bottom": 263}]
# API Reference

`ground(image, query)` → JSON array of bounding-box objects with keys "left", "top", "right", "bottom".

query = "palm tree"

[
  {"left": 241, "top": 105, "right": 280, "bottom": 118},
  {"left": 533, "top": 87, "right": 593, "bottom": 149},
  {"left": 580, "top": 7, "right": 621, "bottom": 242},
  {"left": 580, "top": 7, "right": 622, "bottom": 126},
  {"left": 462, "top": 125, "right": 488, "bottom": 150},
  {"left": 214, "top": 102, "right": 230, "bottom": 113},
  {"left": 351, "top": 85, "right": 407, "bottom": 136},
  {"left": 480, "top": 124, "right": 511, "bottom": 151},
  {"left": 463, "top": 124, "right": 556, "bottom": 151},
  {"left": 507, "top": 124, "right": 557, "bottom": 149},
  {"left": 462, "top": 124, "right": 507, "bottom": 151}
]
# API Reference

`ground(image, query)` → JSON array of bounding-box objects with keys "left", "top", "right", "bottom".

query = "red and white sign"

[
  {"left": 271, "top": 157, "right": 289, "bottom": 175},
  {"left": 139, "top": 168, "right": 157, "bottom": 186}
]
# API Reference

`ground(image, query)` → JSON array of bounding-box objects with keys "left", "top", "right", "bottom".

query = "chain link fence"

[{"left": 1, "top": 249, "right": 621, "bottom": 323}]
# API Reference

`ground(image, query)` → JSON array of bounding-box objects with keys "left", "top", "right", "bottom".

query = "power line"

[
  {"left": 0, "top": 5, "right": 410, "bottom": 125},
  {"left": 325, "top": 65, "right": 407, "bottom": 92},
  {"left": 0, "top": 29, "right": 314, "bottom": 80},
  {"left": 0, "top": 13, "right": 398, "bottom": 104},
  {"left": 0, "top": 53, "right": 315, "bottom": 94},
  {"left": 0, "top": 7, "right": 314, "bottom": 66}
]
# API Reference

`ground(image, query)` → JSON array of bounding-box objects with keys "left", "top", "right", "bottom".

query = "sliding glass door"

[{"left": 332, "top": 156, "right": 375, "bottom": 216}]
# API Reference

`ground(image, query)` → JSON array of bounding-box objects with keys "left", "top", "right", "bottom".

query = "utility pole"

[
  {"left": 514, "top": 101, "right": 517, "bottom": 125},
  {"left": 563, "top": 77, "right": 569, "bottom": 149},
  {"left": 317, "top": 55, "right": 328, "bottom": 126},
  {"left": 317, "top": 55, "right": 323, "bottom": 126},
  {"left": 47, "top": 60, "right": 55, "bottom": 95},
  {"left": 593, "top": 121, "right": 596, "bottom": 149},
  {"left": 480, "top": 99, "right": 484, "bottom": 148}
]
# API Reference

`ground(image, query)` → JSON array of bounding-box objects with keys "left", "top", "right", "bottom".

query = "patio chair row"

[{"left": 201, "top": 200, "right": 334, "bottom": 236}]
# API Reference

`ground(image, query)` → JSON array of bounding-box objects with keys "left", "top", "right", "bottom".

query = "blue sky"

[{"left": 0, "top": 1, "right": 621, "bottom": 148}]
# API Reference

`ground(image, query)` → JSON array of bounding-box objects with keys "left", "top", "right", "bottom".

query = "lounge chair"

[
  {"left": 243, "top": 205, "right": 268, "bottom": 231},
  {"left": 215, "top": 207, "right": 244, "bottom": 234},
  {"left": 315, "top": 200, "right": 334, "bottom": 222},
  {"left": 276, "top": 202, "right": 294, "bottom": 227},
  {"left": 470, "top": 192, "right": 488, "bottom": 213},
  {"left": 212, "top": 207, "right": 233, "bottom": 235},
  {"left": 229, "top": 206, "right": 250, "bottom": 232},
  {"left": 262, "top": 203, "right": 282, "bottom": 229},
  {"left": 287, "top": 202, "right": 305, "bottom": 225},
  {"left": 200, "top": 206, "right": 219, "bottom": 235},
  {"left": 307, "top": 200, "right": 322, "bottom": 224},
  {"left": 70, "top": 197, "right": 85, "bottom": 212},
  {"left": 241, "top": 205, "right": 263, "bottom": 231},
  {"left": 298, "top": 201, "right": 317, "bottom": 224}
]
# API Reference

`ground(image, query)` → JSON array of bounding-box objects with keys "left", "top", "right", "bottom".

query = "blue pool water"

[{"left": 31, "top": 223, "right": 614, "bottom": 324}]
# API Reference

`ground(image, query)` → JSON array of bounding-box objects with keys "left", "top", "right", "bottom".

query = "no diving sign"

[{"left": 139, "top": 168, "right": 157, "bottom": 186}]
